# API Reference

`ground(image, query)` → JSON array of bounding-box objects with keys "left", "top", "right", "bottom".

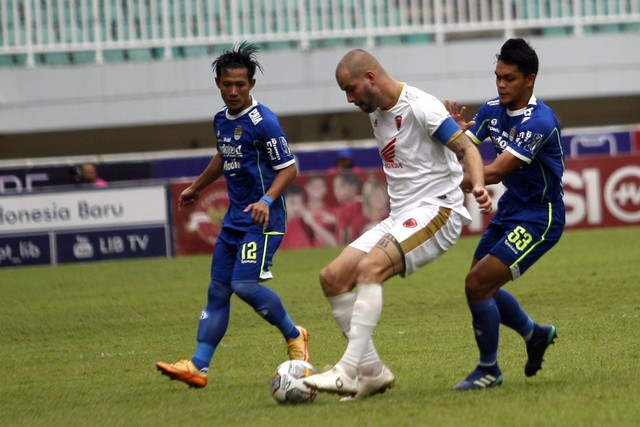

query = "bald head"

[
  {"left": 335, "top": 49, "right": 383, "bottom": 80},
  {"left": 335, "top": 49, "right": 399, "bottom": 114}
]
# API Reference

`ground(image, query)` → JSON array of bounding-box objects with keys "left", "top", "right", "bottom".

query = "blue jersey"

[
  {"left": 214, "top": 99, "right": 295, "bottom": 234},
  {"left": 468, "top": 96, "right": 564, "bottom": 205}
]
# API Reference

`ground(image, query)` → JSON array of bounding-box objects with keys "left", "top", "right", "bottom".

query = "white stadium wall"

[{"left": 1, "top": 33, "right": 639, "bottom": 134}]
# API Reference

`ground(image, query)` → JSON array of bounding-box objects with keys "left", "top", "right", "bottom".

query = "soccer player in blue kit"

[
  {"left": 446, "top": 38, "right": 565, "bottom": 390},
  {"left": 156, "top": 42, "right": 308, "bottom": 388}
]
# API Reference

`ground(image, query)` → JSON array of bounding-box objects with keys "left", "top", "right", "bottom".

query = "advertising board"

[
  {"left": 170, "top": 154, "right": 640, "bottom": 255},
  {"left": 0, "top": 185, "right": 171, "bottom": 267}
]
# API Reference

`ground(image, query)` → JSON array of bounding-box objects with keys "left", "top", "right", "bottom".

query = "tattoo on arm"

[
  {"left": 445, "top": 133, "right": 472, "bottom": 161},
  {"left": 447, "top": 139, "right": 466, "bottom": 161}
]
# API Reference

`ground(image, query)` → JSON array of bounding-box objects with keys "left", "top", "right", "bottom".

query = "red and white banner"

[
  {"left": 563, "top": 154, "right": 640, "bottom": 228},
  {"left": 169, "top": 154, "right": 640, "bottom": 255}
]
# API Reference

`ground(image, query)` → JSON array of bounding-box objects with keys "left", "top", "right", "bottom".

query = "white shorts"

[{"left": 349, "top": 204, "right": 469, "bottom": 277}]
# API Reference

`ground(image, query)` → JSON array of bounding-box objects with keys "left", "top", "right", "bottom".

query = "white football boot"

[
  {"left": 340, "top": 364, "right": 395, "bottom": 402},
  {"left": 303, "top": 364, "right": 358, "bottom": 395}
]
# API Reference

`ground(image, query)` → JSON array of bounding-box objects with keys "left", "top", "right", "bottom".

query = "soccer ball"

[{"left": 270, "top": 360, "right": 318, "bottom": 404}]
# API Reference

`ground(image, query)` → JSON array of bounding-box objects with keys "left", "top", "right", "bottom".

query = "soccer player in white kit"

[{"left": 303, "top": 49, "right": 493, "bottom": 400}]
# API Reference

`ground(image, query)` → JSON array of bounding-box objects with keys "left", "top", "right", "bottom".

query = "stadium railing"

[{"left": 1, "top": 0, "right": 639, "bottom": 67}]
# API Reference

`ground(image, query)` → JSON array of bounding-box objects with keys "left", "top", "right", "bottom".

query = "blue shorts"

[
  {"left": 210, "top": 228, "right": 283, "bottom": 284},
  {"left": 474, "top": 199, "right": 565, "bottom": 279}
]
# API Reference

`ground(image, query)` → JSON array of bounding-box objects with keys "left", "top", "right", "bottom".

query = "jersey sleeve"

[
  {"left": 467, "top": 101, "right": 493, "bottom": 144},
  {"left": 257, "top": 109, "right": 296, "bottom": 170},
  {"left": 412, "top": 93, "right": 462, "bottom": 145},
  {"left": 506, "top": 112, "right": 559, "bottom": 164}
]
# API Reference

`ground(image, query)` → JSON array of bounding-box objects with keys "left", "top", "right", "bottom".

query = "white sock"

[
  {"left": 329, "top": 291, "right": 382, "bottom": 377},
  {"left": 328, "top": 292, "right": 356, "bottom": 334},
  {"left": 339, "top": 284, "right": 383, "bottom": 376},
  {"left": 359, "top": 345, "right": 383, "bottom": 377}
]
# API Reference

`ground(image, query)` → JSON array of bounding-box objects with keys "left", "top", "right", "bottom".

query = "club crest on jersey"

[
  {"left": 234, "top": 126, "right": 243, "bottom": 141},
  {"left": 395, "top": 115, "right": 402, "bottom": 131},
  {"left": 509, "top": 126, "right": 516, "bottom": 141},
  {"left": 403, "top": 218, "right": 418, "bottom": 228}
]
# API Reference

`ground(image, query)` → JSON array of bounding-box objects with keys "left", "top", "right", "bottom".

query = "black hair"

[
  {"left": 211, "top": 41, "right": 264, "bottom": 79},
  {"left": 496, "top": 38, "right": 539, "bottom": 77}
]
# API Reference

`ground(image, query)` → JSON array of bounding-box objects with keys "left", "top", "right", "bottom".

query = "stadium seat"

[
  {"left": 2, "top": 0, "right": 639, "bottom": 70},
  {"left": 623, "top": 23, "right": 640, "bottom": 31},
  {"left": 0, "top": 55, "right": 15, "bottom": 67},
  {"left": 72, "top": 51, "right": 96, "bottom": 64},
  {"left": 376, "top": 35, "right": 403, "bottom": 46},
  {"left": 182, "top": 45, "right": 209, "bottom": 57},
  {"left": 346, "top": 37, "right": 368, "bottom": 46},
  {"left": 584, "top": 23, "right": 622, "bottom": 34},
  {"left": 401, "top": 33, "right": 432, "bottom": 44},
  {"left": 151, "top": 47, "right": 166, "bottom": 59},
  {"left": 43, "top": 52, "right": 72, "bottom": 66},
  {"left": 127, "top": 48, "right": 154, "bottom": 61},
  {"left": 542, "top": 27, "right": 572, "bottom": 36},
  {"left": 13, "top": 54, "right": 28, "bottom": 66},
  {"left": 103, "top": 49, "right": 127, "bottom": 62},
  {"left": 263, "top": 41, "right": 292, "bottom": 51},
  {"left": 312, "top": 39, "right": 347, "bottom": 49}
]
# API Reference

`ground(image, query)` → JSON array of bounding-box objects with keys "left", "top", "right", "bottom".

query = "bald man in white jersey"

[{"left": 303, "top": 49, "right": 493, "bottom": 400}]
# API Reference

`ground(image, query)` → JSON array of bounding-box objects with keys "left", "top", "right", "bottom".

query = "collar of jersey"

[
  {"left": 507, "top": 94, "right": 537, "bottom": 117},
  {"left": 226, "top": 98, "right": 258, "bottom": 120}
]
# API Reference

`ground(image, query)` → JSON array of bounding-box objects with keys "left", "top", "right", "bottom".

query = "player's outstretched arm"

[
  {"left": 445, "top": 99, "right": 476, "bottom": 131},
  {"left": 178, "top": 154, "right": 224, "bottom": 209},
  {"left": 446, "top": 133, "right": 493, "bottom": 214}
]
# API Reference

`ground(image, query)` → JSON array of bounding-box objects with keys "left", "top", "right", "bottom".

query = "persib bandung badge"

[{"left": 234, "top": 125, "right": 243, "bottom": 141}]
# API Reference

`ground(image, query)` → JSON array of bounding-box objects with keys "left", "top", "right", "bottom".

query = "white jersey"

[{"left": 370, "top": 83, "right": 471, "bottom": 221}]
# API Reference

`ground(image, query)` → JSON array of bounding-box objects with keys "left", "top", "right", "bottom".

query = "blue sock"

[
  {"left": 193, "top": 281, "right": 233, "bottom": 371},
  {"left": 232, "top": 280, "right": 298, "bottom": 340},
  {"left": 469, "top": 298, "right": 501, "bottom": 366},
  {"left": 494, "top": 288, "right": 534, "bottom": 339},
  {"left": 192, "top": 343, "right": 216, "bottom": 372},
  {"left": 279, "top": 314, "right": 299, "bottom": 340}
]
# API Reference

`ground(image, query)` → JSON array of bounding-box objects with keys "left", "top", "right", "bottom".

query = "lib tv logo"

[{"left": 73, "top": 235, "right": 94, "bottom": 258}]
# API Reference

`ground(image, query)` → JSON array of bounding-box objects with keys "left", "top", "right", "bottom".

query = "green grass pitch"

[{"left": 1, "top": 226, "right": 639, "bottom": 427}]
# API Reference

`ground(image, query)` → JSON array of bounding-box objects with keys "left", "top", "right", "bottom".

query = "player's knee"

[
  {"left": 320, "top": 265, "right": 354, "bottom": 297},
  {"left": 230, "top": 279, "right": 259, "bottom": 300},
  {"left": 464, "top": 270, "right": 501, "bottom": 301},
  {"left": 207, "top": 280, "right": 233, "bottom": 304},
  {"left": 319, "top": 266, "right": 336, "bottom": 292}
]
